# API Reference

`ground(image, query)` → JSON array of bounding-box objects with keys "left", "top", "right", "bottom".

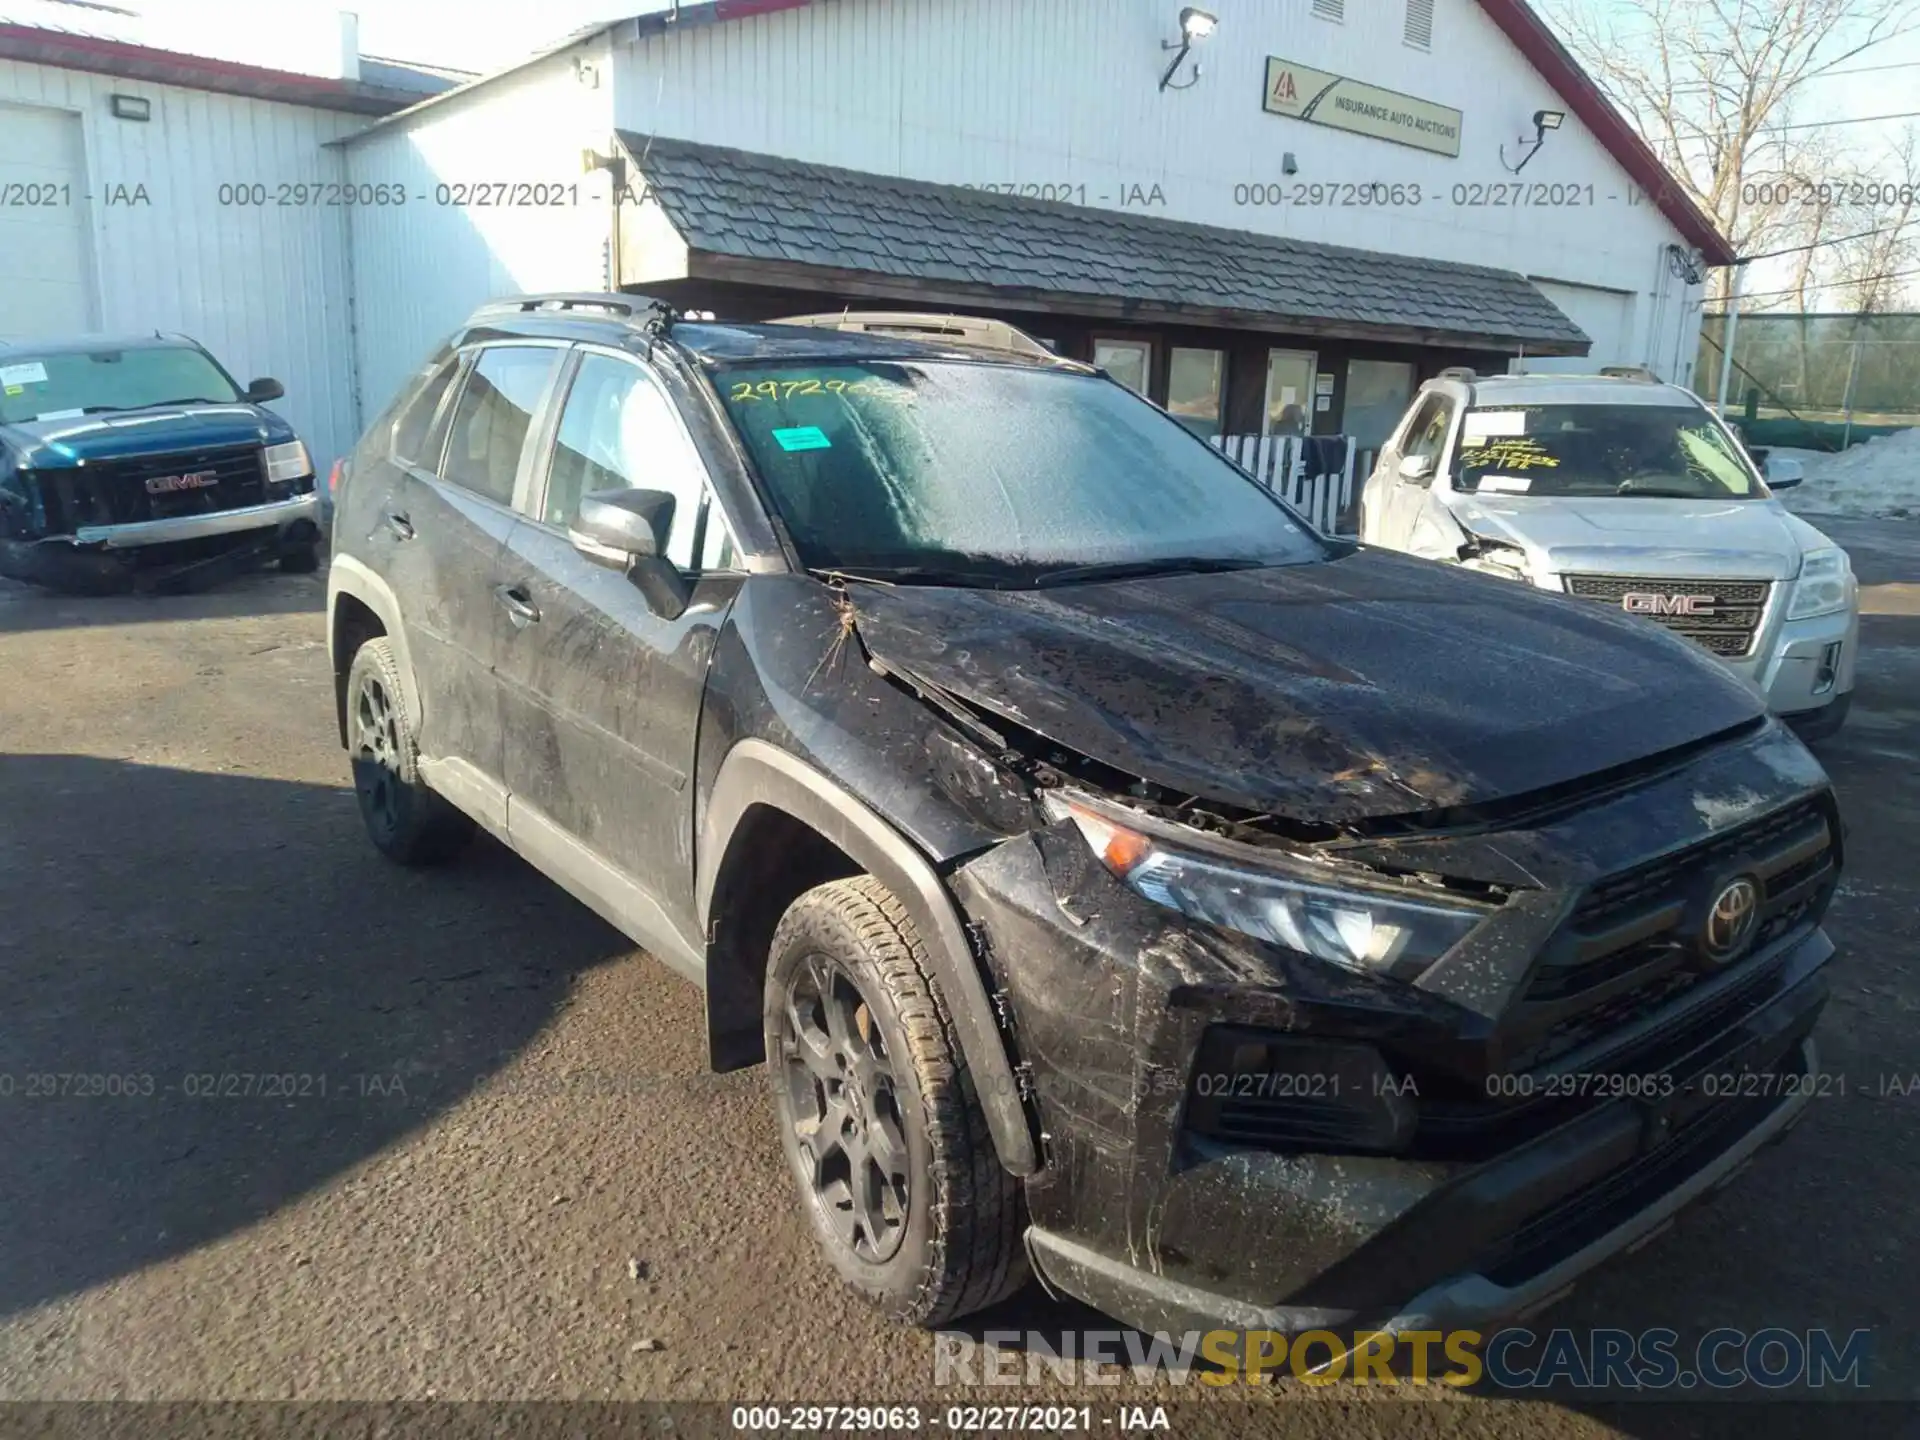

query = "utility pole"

[{"left": 1715, "top": 261, "right": 1746, "bottom": 416}]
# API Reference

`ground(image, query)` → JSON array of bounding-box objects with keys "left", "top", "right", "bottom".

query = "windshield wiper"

[
  {"left": 1614, "top": 482, "right": 1708, "bottom": 498},
  {"left": 1031, "top": 556, "right": 1269, "bottom": 588},
  {"left": 808, "top": 564, "right": 1025, "bottom": 589},
  {"left": 77, "top": 397, "right": 224, "bottom": 415}
]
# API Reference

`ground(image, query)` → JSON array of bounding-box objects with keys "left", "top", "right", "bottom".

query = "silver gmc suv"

[{"left": 1359, "top": 370, "right": 1859, "bottom": 738}]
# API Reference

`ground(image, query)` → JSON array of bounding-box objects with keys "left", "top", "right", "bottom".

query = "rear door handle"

[
  {"left": 385, "top": 511, "right": 415, "bottom": 541},
  {"left": 495, "top": 582, "right": 540, "bottom": 627}
]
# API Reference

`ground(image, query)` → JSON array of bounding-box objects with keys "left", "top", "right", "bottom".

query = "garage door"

[
  {"left": 1518, "top": 279, "right": 1636, "bottom": 375},
  {"left": 0, "top": 104, "right": 94, "bottom": 339}
]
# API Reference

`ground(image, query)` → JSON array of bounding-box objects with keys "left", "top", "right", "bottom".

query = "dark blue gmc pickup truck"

[{"left": 0, "top": 334, "right": 323, "bottom": 592}]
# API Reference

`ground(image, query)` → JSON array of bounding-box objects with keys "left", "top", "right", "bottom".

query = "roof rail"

[
  {"left": 771, "top": 310, "right": 1055, "bottom": 358},
  {"left": 465, "top": 292, "right": 669, "bottom": 323},
  {"left": 1598, "top": 364, "right": 1660, "bottom": 381}
]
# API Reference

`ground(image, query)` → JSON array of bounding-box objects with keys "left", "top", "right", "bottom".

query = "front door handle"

[
  {"left": 495, "top": 583, "right": 540, "bottom": 628},
  {"left": 385, "top": 511, "right": 415, "bottom": 541}
]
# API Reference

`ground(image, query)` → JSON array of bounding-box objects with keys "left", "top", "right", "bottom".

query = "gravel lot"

[{"left": 1, "top": 517, "right": 1915, "bottom": 1437}]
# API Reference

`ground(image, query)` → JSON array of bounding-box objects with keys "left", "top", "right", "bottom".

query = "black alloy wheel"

[{"left": 779, "top": 951, "right": 913, "bottom": 1264}]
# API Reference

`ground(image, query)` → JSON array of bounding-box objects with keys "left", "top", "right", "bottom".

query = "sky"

[{"left": 346, "top": 0, "right": 642, "bottom": 70}]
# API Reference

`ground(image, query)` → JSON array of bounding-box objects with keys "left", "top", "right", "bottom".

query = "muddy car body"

[
  {"left": 328, "top": 295, "right": 1841, "bottom": 1340},
  {"left": 0, "top": 335, "right": 322, "bottom": 591}
]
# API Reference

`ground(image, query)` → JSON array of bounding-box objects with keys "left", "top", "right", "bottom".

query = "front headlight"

[
  {"left": 264, "top": 439, "right": 312, "bottom": 483},
  {"left": 1788, "top": 547, "right": 1852, "bottom": 620},
  {"left": 1043, "top": 793, "right": 1486, "bottom": 980}
]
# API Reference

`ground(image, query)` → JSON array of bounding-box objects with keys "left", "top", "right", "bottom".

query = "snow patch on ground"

[{"left": 1768, "top": 429, "right": 1920, "bottom": 519}]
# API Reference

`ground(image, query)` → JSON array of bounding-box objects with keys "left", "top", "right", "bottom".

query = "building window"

[
  {"left": 1167, "top": 347, "right": 1225, "bottom": 437},
  {"left": 1313, "top": 0, "right": 1344, "bottom": 21},
  {"left": 1093, "top": 339, "right": 1153, "bottom": 398},
  {"left": 1405, "top": 0, "right": 1434, "bottom": 49},
  {"left": 1262, "top": 348, "right": 1318, "bottom": 437},
  {"left": 1344, "top": 359, "right": 1417, "bottom": 451}
]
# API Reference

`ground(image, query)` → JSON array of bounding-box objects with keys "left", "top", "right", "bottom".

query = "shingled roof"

[{"left": 618, "top": 133, "right": 1590, "bottom": 355}]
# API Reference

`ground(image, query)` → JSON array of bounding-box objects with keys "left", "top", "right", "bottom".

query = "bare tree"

[
  {"left": 1546, "top": 0, "right": 1919, "bottom": 300},
  {"left": 1825, "top": 127, "right": 1920, "bottom": 312}
]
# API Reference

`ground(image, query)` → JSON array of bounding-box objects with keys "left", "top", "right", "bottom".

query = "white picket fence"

[{"left": 1210, "top": 434, "right": 1374, "bottom": 534}]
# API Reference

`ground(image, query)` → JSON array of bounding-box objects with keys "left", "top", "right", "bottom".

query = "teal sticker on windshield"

[{"left": 772, "top": 426, "right": 831, "bottom": 452}]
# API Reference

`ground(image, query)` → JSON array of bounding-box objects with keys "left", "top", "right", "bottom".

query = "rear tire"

[
  {"left": 345, "top": 637, "right": 475, "bottom": 866},
  {"left": 764, "top": 875, "right": 1028, "bottom": 1326}
]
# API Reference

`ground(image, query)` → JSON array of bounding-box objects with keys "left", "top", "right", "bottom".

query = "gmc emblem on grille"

[
  {"left": 145, "top": 470, "right": 220, "bottom": 495},
  {"left": 1622, "top": 591, "right": 1717, "bottom": 617}
]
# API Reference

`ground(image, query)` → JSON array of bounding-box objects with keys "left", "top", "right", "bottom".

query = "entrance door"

[
  {"left": 0, "top": 105, "right": 94, "bottom": 336},
  {"left": 1262, "top": 349, "right": 1317, "bottom": 436}
]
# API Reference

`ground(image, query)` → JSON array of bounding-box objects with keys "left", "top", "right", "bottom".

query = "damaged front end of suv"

[
  {"left": 716, "top": 547, "right": 1837, "bottom": 1343},
  {"left": 674, "top": 336, "right": 1843, "bottom": 1340}
]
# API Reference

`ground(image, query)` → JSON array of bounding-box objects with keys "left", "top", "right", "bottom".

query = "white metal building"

[
  {"left": 0, "top": 3, "right": 457, "bottom": 472},
  {"left": 4, "top": 0, "right": 1733, "bottom": 473},
  {"left": 338, "top": 0, "right": 1731, "bottom": 456}
]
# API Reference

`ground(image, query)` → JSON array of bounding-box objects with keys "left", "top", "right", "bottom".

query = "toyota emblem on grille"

[
  {"left": 1702, "top": 875, "right": 1761, "bottom": 963},
  {"left": 145, "top": 470, "right": 220, "bottom": 495},
  {"left": 1622, "top": 591, "right": 1717, "bottom": 617}
]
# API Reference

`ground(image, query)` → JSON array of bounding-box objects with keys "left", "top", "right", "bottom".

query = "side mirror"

[
  {"left": 1397, "top": 453, "right": 1437, "bottom": 486},
  {"left": 1765, "top": 456, "right": 1805, "bottom": 490},
  {"left": 569, "top": 487, "right": 689, "bottom": 618},
  {"left": 244, "top": 377, "right": 285, "bottom": 404}
]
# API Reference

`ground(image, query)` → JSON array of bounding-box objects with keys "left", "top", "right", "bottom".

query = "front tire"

[
  {"left": 345, "top": 637, "right": 475, "bottom": 866},
  {"left": 764, "top": 876, "right": 1028, "bottom": 1326},
  {"left": 280, "top": 541, "right": 321, "bottom": 574}
]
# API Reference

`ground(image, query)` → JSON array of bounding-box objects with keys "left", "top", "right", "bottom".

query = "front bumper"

[
  {"left": 1723, "top": 603, "right": 1858, "bottom": 718},
  {"left": 1026, "top": 960, "right": 1825, "bottom": 1340},
  {"left": 952, "top": 723, "right": 1838, "bottom": 1340},
  {"left": 67, "top": 492, "right": 319, "bottom": 549},
  {"left": 0, "top": 494, "right": 319, "bottom": 589}
]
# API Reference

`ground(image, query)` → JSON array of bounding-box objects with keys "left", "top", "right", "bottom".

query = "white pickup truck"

[{"left": 1358, "top": 368, "right": 1858, "bottom": 738}]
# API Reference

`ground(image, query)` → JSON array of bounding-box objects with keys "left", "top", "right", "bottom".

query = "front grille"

[
  {"left": 1563, "top": 573, "right": 1772, "bottom": 658},
  {"left": 1503, "top": 796, "right": 1837, "bottom": 1071},
  {"left": 42, "top": 443, "right": 267, "bottom": 531}
]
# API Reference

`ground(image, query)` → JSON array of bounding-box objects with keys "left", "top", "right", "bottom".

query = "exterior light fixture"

[
  {"left": 1502, "top": 108, "right": 1566, "bottom": 172},
  {"left": 1159, "top": 7, "right": 1218, "bottom": 92},
  {"left": 109, "top": 93, "right": 151, "bottom": 122}
]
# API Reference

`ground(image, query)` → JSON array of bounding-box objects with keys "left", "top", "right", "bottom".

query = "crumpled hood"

[
  {"left": 849, "top": 548, "right": 1766, "bottom": 824},
  {"left": 0, "top": 403, "right": 293, "bottom": 469},
  {"left": 1443, "top": 493, "right": 1808, "bottom": 581}
]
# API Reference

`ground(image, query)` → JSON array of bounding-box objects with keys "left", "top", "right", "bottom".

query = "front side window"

[
  {"left": 1401, "top": 395, "right": 1454, "bottom": 464},
  {"left": 0, "top": 344, "right": 240, "bottom": 424},
  {"left": 440, "top": 345, "right": 558, "bottom": 505},
  {"left": 712, "top": 361, "right": 1325, "bottom": 583},
  {"left": 1453, "top": 403, "right": 1765, "bottom": 499},
  {"left": 544, "top": 351, "right": 711, "bottom": 567}
]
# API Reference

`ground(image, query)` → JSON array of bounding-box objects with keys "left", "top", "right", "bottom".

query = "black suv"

[{"left": 327, "top": 294, "right": 1841, "bottom": 1339}]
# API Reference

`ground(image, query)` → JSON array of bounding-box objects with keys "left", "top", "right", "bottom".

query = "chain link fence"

[{"left": 1697, "top": 312, "right": 1920, "bottom": 450}]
